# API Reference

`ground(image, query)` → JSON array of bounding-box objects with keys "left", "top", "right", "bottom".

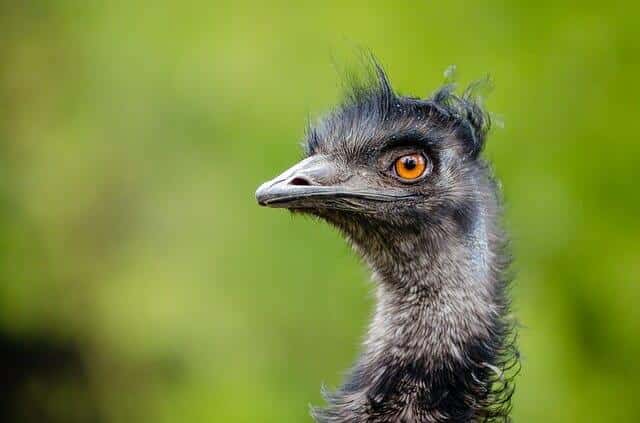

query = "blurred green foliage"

[{"left": 0, "top": 1, "right": 638, "bottom": 422}]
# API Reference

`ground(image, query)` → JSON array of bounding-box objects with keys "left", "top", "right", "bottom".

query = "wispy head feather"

[{"left": 305, "top": 58, "right": 492, "bottom": 159}]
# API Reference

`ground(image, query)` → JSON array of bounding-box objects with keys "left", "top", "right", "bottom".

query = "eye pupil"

[{"left": 403, "top": 158, "right": 416, "bottom": 170}]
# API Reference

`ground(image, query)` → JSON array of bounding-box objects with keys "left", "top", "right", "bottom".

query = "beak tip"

[
  {"left": 255, "top": 185, "right": 267, "bottom": 206},
  {"left": 256, "top": 180, "right": 275, "bottom": 207}
]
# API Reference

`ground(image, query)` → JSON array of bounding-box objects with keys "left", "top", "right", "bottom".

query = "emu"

[{"left": 256, "top": 62, "right": 518, "bottom": 422}]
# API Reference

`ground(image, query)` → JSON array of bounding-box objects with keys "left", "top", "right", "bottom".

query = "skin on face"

[{"left": 257, "top": 121, "right": 477, "bottom": 219}]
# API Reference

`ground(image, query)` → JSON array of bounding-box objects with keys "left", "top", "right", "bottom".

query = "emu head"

[{"left": 256, "top": 65, "right": 492, "bottom": 260}]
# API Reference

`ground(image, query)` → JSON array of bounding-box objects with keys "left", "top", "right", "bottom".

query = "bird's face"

[
  {"left": 256, "top": 75, "right": 489, "bottom": 237},
  {"left": 255, "top": 129, "right": 453, "bottom": 226}
]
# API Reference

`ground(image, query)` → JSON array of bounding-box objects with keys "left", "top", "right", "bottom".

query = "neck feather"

[{"left": 313, "top": 203, "right": 517, "bottom": 422}]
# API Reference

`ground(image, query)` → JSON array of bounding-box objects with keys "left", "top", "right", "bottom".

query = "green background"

[{"left": 1, "top": 1, "right": 638, "bottom": 422}]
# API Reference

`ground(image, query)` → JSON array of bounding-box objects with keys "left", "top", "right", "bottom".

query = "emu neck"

[
  {"left": 315, "top": 210, "right": 512, "bottom": 422},
  {"left": 363, "top": 223, "right": 496, "bottom": 367}
]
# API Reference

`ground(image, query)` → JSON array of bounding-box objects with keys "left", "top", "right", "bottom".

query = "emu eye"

[{"left": 393, "top": 153, "right": 427, "bottom": 181}]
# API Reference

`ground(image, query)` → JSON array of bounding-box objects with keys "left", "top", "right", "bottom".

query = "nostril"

[{"left": 289, "top": 177, "right": 311, "bottom": 186}]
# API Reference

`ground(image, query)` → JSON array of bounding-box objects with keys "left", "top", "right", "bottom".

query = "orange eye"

[{"left": 394, "top": 153, "right": 427, "bottom": 181}]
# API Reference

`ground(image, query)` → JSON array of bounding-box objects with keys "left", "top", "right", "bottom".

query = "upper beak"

[{"left": 256, "top": 155, "right": 412, "bottom": 208}]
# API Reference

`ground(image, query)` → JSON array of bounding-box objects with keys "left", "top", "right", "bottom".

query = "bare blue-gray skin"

[{"left": 256, "top": 63, "right": 518, "bottom": 423}]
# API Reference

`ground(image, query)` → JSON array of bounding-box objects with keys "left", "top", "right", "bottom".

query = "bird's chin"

[
  {"left": 273, "top": 204, "right": 362, "bottom": 227},
  {"left": 282, "top": 204, "right": 354, "bottom": 217},
  {"left": 287, "top": 207, "right": 318, "bottom": 215}
]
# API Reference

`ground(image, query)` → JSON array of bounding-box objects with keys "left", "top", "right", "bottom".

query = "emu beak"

[
  {"left": 255, "top": 155, "right": 342, "bottom": 208},
  {"left": 256, "top": 155, "right": 412, "bottom": 208}
]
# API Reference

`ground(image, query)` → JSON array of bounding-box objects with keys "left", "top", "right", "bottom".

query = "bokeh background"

[{"left": 1, "top": 1, "right": 638, "bottom": 422}]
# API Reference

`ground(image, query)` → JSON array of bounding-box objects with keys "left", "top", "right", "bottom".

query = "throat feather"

[{"left": 313, "top": 213, "right": 516, "bottom": 423}]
